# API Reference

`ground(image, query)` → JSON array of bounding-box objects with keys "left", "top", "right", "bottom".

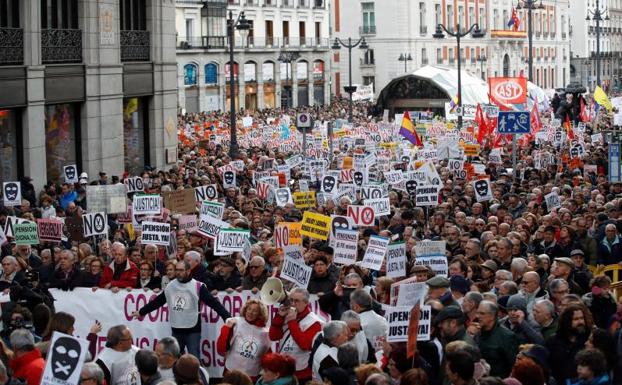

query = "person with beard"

[
  {"left": 132, "top": 261, "right": 231, "bottom": 358},
  {"left": 546, "top": 303, "right": 594, "bottom": 385},
  {"left": 575, "top": 218, "right": 598, "bottom": 265},
  {"left": 445, "top": 226, "right": 465, "bottom": 257}
]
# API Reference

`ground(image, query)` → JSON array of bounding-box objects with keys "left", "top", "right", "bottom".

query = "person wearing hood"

[{"left": 132, "top": 260, "right": 231, "bottom": 359}]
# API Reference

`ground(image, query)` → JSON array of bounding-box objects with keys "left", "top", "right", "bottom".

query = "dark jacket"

[
  {"left": 582, "top": 292, "right": 617, "bottom": 329},
  {"left": 499, "top": 317, "right": 544, "bottom": 345},
  {"left": 136, "top": 275, "right": 162, "bottom": 290},
  {"left": 546, "top": 331, "right": 590, "bottom": 385},
  {"left": 540, "top": 317, "right": 558, "bottom": 341},
  {"left": 307, "top": 273, "right": 337, "bottom": 295},
  {"left": 205, "top": 270, "right": 242, "bottom": 291},
  {"left": 597, "top": 236, "right": 622, "bottom": 265},
  {"left": 48, "top": 266, "right": 86, "bottom": 290},
  {"left": 0, "top": 271, "right": 25, "bottom": 292},
  {"left": 477, "top": 323, "right": 519, "bottom": 378},
  {"left": 242, "top": 271, "right": 269, "bottom": 290}
]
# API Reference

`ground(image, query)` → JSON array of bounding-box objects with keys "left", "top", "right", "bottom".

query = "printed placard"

[
  {"left": 414, "top": 240, "right": 448, "bottom": 276},
  {"left": 125, "top": 176, "right": 145, "bottom": 193},
  {"left": 386, "top": 305, "right": 432, "bottom": 343},
  {"left": 472, "top": 178, "right": 493, "bottom": 202},
  {"left": 386, "top": 242, "right": 407, "bottom": 278},
  {"left": 222, "top": 170, "right": 237, "bottom": 189},
  {"left": 37, "top": 218, "right": 64, "bottom": 243},
  {"left": 274, "top": 188, "right": 293, "bottom": 207},
  {"left": 163, "top": 189, "right": 196, "bottom": 214},
  {"left": 200, "top": 201, "right": 225, "bottom": 220},
  {"left": 347, "top": 205, "right": 376, "bottom": 227},
  {"left": 333, "top": 228, "right": 359, "bottom": 266},
  {"left": 140, "top": 221, "right": 171, "bottom": 246},
  {"left": 86, "top": 184, "right": 127, "bottom": 214},
  {"left": 280, "top": 256, "right": 312, "bottom": 289},
  {"left": 63, "top": 164, "right": 78, "bottom": 184},
  {"left": 14, "top": 222, "right": 39, "bottom": 245},
  {"left": 197, "top": 214, "right": 230, "bottom": 240},
  {"left": 415, "top": 184, "right": 439, "bottom": 207},
  {"left": 216, "top": 228, "right": 251, "bottom": 254},
  {"left": 195, "top": 185, "right": 218, "bottom": 201},
  {"left": 40, "top": 332, "right": 89, "bottom": 385},
  {"left": 82, "top": 212, "right": 108, "bottom": 238},
  {"left": 274, "top": 222, "right": 303, "bottom": 249},
  {"left": 394, "top": 280, "right": 428, "bottom": 307},
  {"left": 545, "top": 191, "right": 562, "bottom": 212},
  {"left": 3, "top": 216, "right": 31, "bottom": 239},
  {"left": 300, "top": 211, "right": 331, "bottom": 240},
  {"left": 2, "top": 182, "right": 21, "bottom": 207},
  {"left": 133, "top": 195, "right": 162, "bottom": 215},
  {"left": 364, "top": 197, "right": 391, "bottom": 216},
  {"left": 293, "top": 191, "right": 316, "bottom": 208},
  {"left": 361, "top": 235, "right": 389, "bottom": 271},
  {"left": 178, "top": 215, "right": 198, "bottom": 233}
]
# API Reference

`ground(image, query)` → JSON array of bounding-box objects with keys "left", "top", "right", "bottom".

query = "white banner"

[
  {"left": 51, "top": 289, "right": 330, "bottom": 378},
  {"left": 197, "top": 215, "right": 230, "bottom": 240}
]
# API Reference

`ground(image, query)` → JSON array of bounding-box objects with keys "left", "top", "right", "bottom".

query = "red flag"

[
  {"left": 530, "top": 102, "right": 542, "bottom": 134},
  {"left": 475, "top": 104, "right": 488, "bottom": 145},
  {"left": 580, "top": 97, "right": 589, "bottom": 123},
  {"left": 406, "top": 303, "right": 421, "bottom": 358},
  {"left": 564, "top": 115, "right": 575, "bottom": 140}
]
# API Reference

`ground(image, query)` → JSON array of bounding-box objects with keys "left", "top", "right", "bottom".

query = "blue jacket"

[
  {"left": 566, "top": 373, "right": 610, "bottom": 385},
  {"left": 597, "top": 235, "right": 622, "bottom": 265}
]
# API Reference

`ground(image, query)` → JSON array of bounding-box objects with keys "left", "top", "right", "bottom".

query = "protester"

[{"left": 8, "top": 329, "right": 44, "bottom": 385}]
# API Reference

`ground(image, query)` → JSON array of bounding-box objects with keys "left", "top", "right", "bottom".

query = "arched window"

[
  {"left": 313, "top": 60, "right": 325, "bottom": 80},
  {"left": 262, "top": 61, "right": 275, "bottom": 82},
  {"left": 296, "top": 60, "right": 308, "bottom": 80},
  {"left": 503, "top": 54, "right": 510, "bottom": 77},
  {"left": 205, "top": 63, "right": 218, "bottom": 85},
  {"left": 184, "top": 64, "right": 198, "bottom": 85},
  {"left": 244, "top": 61, "right": 257, "bottom": 82}
]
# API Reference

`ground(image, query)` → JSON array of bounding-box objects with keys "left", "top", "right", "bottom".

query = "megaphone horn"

[{"left": 260, "top": 277, "right": 288, "bottom": 305}]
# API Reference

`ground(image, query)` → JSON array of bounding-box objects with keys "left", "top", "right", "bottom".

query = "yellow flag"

[{"left": 594, "top": 86, "right": 613, "bottom": 112}]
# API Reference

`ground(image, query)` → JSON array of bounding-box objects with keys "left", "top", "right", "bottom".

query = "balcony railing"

[
  {"left": 41, "top": 28, "right": 82, "bottom": 64},
  {"left": 121, "top": 30, "right": 151, "bottom": 62},
  {"left": 360, "top": 25, "right": 376, "bottom": 35},
  {"left": 0, "top": 28, "right": 23, "bottom": 65},
  {"left": 177, "top": 36, "right": 329, "bottom": 49}
]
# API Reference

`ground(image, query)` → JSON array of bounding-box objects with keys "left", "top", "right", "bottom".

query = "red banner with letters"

[{"left": 488, "top": 77, "right": 528, "bottom": 105}]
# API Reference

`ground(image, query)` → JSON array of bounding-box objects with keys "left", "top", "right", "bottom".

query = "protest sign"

[
  {"left": 125, "top": 176, "right": 145, "bottom": 193},
  {"left": 293, "top": 191, "right": 316, "bottom": 209},
  {"left": 222, "top": 171, "right": 236, "bottom": 189},
  {"left": 63, "top": 165, "right": 78, "bottom": 184},
  {"left": 545, "top": 191, "right": 561, "bottom": 212},
  {"left": 200, "top": 201, "right": 225, "bottom": 219},
  {"left": 178, "top": 215, "right": 198, "bottom": 232},
  {"left": 385, "top": 305, "right": 432, "bottom": 343},
  {"left": 275, "top": 188, "right": 293, "bottom": 207},
  {"left": 14, "top": 222, "right": 39, "bottom": 245},
  {"left": 133, "top": 195, "right": 162, "bottom": 215},
  {"left": 40, "top": 332, "right": 89, "bottom": 385},
  {"left": 364, "top": 197, "right": 390, "bottom": 216},
  {"left": 197, "top": 214, "right": 230, "bottom": 240},
  {"left": 283, "top": 245, "right": 305, "bottom": 261},
  {"left": 163, "top": 188, "right": 196, "bottom": 214},
  {"left": 361, "top": 235, "right": 389, "bottom": 270},
  {"left": 51, "top": 289, "right": 329, "bottom": 378},
  {"left": 86, "top": 184, "right": 127, "bottom": 214},
  {"left": 414, "top": 240, "right": 448, "bottom": 276},
  {"left": 347, "top": 205, "right": 375, "bottom": 227},
  {"left": 274, "top": 222, "right": 302, "bottom": 249},
  {"left": 0, "top": 228, "right": 6, "bottom": 247},
  {"left": 473, "top": 178, "right": 493, "bottom": 202},
  {"left": 82, "top": 212, "right": 108, "bottom": 238},
  {"left": 392, "top": 279, "right": 428, "bottom": 307},
  {"left": 141, "top": 222, "right": 171, "bottom": 246},
  {"left": 386, "top": 242, "right": 407, "bottom": 278},
  {"left": 280, "top": 257, "right": 312, "bottom": 288},
  {"left": 37, "top": 218, "right": 64, "bottom": 243},
  {"left": 300, "top": 211, "right": 331, "bottom": 240},
  {"left": 415, "top": 184, "right": 439, "bottom": 207},
  {"left": 216, "top": 228, "right": 250, "bottom": 254},
  {"left": 195, "top": 185, "right": 218, "bottom": 201},
  {"left": 333, "top": 228, "right": 359, "bottom": 265},
  {"left": 2, "top": 182, "right": 21, "bottom": 207}
]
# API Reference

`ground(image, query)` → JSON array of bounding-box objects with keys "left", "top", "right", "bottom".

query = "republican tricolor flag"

[
  {"left": 399, "top": 111, "right": 423, "bottom": 147},
  {"left": 508, "top": 8, "right": 520, "bottom": 31}
]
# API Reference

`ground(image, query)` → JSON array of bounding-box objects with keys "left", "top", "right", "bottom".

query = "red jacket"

[
  {"left": 9, "top": 349, "right": 45, "bottom": 385},
  {"left": 99, "top": 259, "right": 139, "bottom": 288}
]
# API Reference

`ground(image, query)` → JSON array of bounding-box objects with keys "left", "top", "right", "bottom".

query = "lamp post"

[
  {"left": 227, "top": 10, "right": 250, "bottom": 158},
  {"left": 517, "top": 0, "right": 544, "bottom": 82},
  {"left": 331, "top": 37, "right": 369, "bottom": 123},
  {"left": 586, "top": 0, "right": 609, "bottom": 88},
  {"left": 476, "top": 54, "right": 487, "bottom": 80},
  {"left": 277, "top": 51, "right": 301, "bottom": 109},
  {"left": 433, "top": 23, "right": 485, "bottom": 130},
  {"left": 398, "top": 53, "right": 413, "bottom": 73}
]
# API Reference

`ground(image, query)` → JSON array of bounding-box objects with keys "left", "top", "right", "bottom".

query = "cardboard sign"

[
  {"left": 163, "top": 189, "right": 196, "bottom": 214},
  {"left": 197, "top": 214, "right": 230, "bottom": 240},
  {"left": 82, "top": 212, "right": 108, "bottom": 237},
  {"left": 280, "top": 257, "right": 312, "bottom": 289},
  {"left": 385, "top": 305, "right": 431, "bottom": 343},
  {"left": 414, "top": 240, "right": 448, "bottom": 276},
  {"left": 14, "top": 222, "right": 39, "bottom": 245},
  {"left": 274, "top": 222, "right": 302, "bottom": 249},
  {"left": 40, "top": 332, "right": 89, "bottom": 385},
  {"left": 216, "top": 228, "right": 250, "bottom": 254},
  {"left": 545, "top": 191, "right": 561, "bottom": 212},
  {"left": 86, "top": 184, "right": 127, "bottom": 214},
  {"left": 141, "top": 222, "right": 171, "bottom": 246},
  {"left": 333, "top": 228, "right": 359, "bottom": 266},
  {"left": 125, "top": 176, "right": 145, "bottom": 193},
  {"left": 364, "top": 197, "right": 391, "bottom": 216},
  {"left": 195, "top": 185, "right": 218, "bottom": 201},
  {"left": 361, "top": 235, "right": 389, "bottom": 270},
  {"left": 37, "top": 218, "right": 64, "bottom": 243},
  {"left": 2, "top": 182, "right": 21, "bottom": 207},
  {"left": 347, "top": 205, "right": 376, "bottom": 227},
  {"left": 63, "top": 164, "right": 78, "bottom": 184},
  {"left": 300, "top": 211, "right": 331, "bottom": 240},
  {"left": 293, "top": 191, "right": 316, "bottom": 209},
  {"left": 133, "top": 195, "right": 162, "bottom": 215},
  {"left": 386, "top": 242, "right": 407, "bottom": 278},
  {"left": 178, "top": 215, "right": 198, "bottom": 233},
  {"left": 200, "top": 201, "right": 225, "bottom": 220}
]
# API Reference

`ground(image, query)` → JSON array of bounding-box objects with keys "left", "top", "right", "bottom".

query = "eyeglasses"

[{"left": 249, "top": 265, "right": 262, "bottom": 269}]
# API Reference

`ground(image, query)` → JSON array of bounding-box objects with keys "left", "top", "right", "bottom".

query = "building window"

[
  {"left": 364, "top": 49, "right": 374, "bottom": 65},
  {"left": 123, "top": 98, "right": 148, "bottom": 176},
  {"left": 435, "top": 4, "right": 441, "bottom": 25},
  {"left": 205, "top": 63, "right": 218, "bottom": 85},
  {"left": 244, "top": 61, "right": 257, "bottom": 82},
  {"left": 312, "top": 60, "right": 324, "bottom": 80},
  {"left": 469, "top": 6, "right": 474, "bottom": 27},
  {"left": 283, "top": 21, "right": 289, "bottom": 44},
  {"left": 120, "top": 0, "right": 149, "bottom": 62},
  {"left": 436, "top": 48, "right": 442, "bottom": 64},
  {"left": 45, "top": 104, "right": 79, "bottom": 183},
  {"left": 40, "top": 0, "right": 81, "bottom": 63},
  {"left": 446, "top": 5, "right": 453, "bottom": 29},
  {"left": 363, "top": 76, "right": 374, "bottom": 86},
  {"left": 479, "top": 7, "right": 485, "bottom": 28},
  {"left": 503, "top": 10, "right": 508, "bottom": 30},
  {"left": 0, "top": 109, "right": 18, "bottom": 181},
  {"left": 419, "top": 2, "right": 426, "bottom": 32},
  {"left": 41, "top": 0, "right": 78, "bottom": 29},
  {"left": 493, "top": 9, "right": 499, "bottom": 30},
  {"left": 362, "top": 2, "right": 375, "bottom": 31},
  {"left": 421, "top": 48, "right": 427, "bottom": 64},
  {"left": 458, "top": 6, "right": 464, "bottom": 29},
  {"left": 0, "top": 0, "right": 19, "bottom": 27},
  {"left": 184, "top": 64, "right": 197, "bottom": 85},
  {"left": 262, "top": 61, "right": 275, "bottom": 82}
]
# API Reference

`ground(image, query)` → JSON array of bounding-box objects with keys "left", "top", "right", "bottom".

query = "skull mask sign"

[
  {"left": 64, "top": 165, "right": 78, "bottom": 183},
  {"left": 473, "top": 179, "right": 492, "bottom": 202},
  {"left": 49, "top": 336, "right": 82, "bottom": 381},
  {"left": 331, "top": 215, "right": 351, "bottom": 237},
  {"left": 353, "top": 172, "right": 364, "bottom": 186},
  {"left": 405, "top": 180, "right": 417, "bottom": 196},
  {"left": 223, "top": 171, "right": 236, "bottom": 187},
  {"left": 322, "top": 176, "right": 336, "bottom": 193},
  {"left": 3, "top": 182, "right": 20, "bottom": 205}
]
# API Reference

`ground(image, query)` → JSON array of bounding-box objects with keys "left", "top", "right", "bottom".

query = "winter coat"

[
  {"left": 476, "top": 323, "right": 519, "bottom": 378},
  {"left": 99, "top": 259, "right": 139, "bottom": 288},
  {"left": 547, "top": 332, "right": 590, "bottom": 385},
  {"left": 9, "top": 349, "right": 45, "bottom": 385}
]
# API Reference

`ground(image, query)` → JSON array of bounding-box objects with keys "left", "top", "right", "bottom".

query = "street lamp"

[
  {"left": 586, "top": 0, "right": 609, "bottom": 87},
  {"left": 227, "top": 10, "right": 250, "bottom": 158},
  {"left": 277, "top": 51, "right": 301, "bottom": 109},
  {"left": 433, "top": 23, "right": 485, "bottom": 129},
  {"left": 476, "top": 54, "right": 487, "bottom": 80},
  {"left": 398, "top": 53, "right": 413, "bottom": 73},
  {"left": 516, "top": 0, "right": 545, "bottom": 82},
  {"left": 332, "top": 37, "right": 369, "bottom": 123}
]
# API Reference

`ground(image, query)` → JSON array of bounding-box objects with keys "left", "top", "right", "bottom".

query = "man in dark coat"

[{"left": 47, "top": 250, "right": 85, "bottom": 290}]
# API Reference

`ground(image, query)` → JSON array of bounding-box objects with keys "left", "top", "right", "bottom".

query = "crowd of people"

[{"left": 0, "top": 95, "right": 621, "bottom": 385}]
